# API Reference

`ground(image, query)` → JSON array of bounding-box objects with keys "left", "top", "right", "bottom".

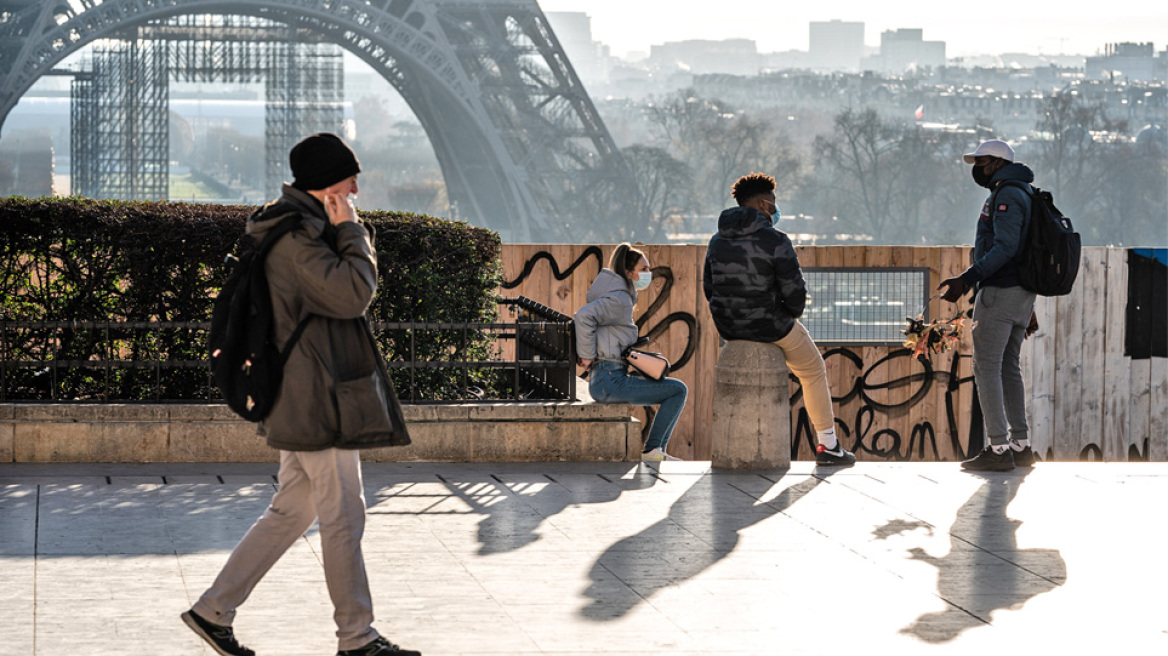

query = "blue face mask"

[
  {"left": 770, "top": 201, "right": 781, "bottom": 223},
  {"left": 633, "top": 271, "right": 652, "bottom": 290}
]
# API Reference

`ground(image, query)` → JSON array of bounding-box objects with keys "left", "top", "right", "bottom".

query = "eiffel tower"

[{"left": 0, "top": 0, "right": 634, "bottom": 242}]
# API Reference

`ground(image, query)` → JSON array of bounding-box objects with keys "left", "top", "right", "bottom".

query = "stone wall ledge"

[{"left": 0, "top": 402, "right": 642, "bottom": 464}]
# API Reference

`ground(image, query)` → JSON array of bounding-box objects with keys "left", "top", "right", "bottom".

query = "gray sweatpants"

[
  {"left": 971, "top": 285, "right": 1038, "bottom": 446},
  {"left": 192, "top": 448, "right": 380, "bottom": 651}
]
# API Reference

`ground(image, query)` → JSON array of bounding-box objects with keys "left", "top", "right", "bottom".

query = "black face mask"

[{"left": 971, "top": 164, "right": 994, "bottom": 188}]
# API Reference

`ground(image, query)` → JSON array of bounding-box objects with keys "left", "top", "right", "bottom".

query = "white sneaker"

[{"left": 641, "top": 448, "right": 682, "bottom": 462}]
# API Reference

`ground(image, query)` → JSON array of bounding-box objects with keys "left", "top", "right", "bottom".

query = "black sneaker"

[
  {"left": 338, "top": 637, "right": 422, "bottom": 656},
  {"left": 815, "top": 443, "right": 856, "bottom": 466},
  {"left": 961, "top": 446, "right": 1015, "bottom": 472},
  {"left": 181, "top": 610, "right": 256, "bottom": 656},
  {"left": 1011, "top": 444, "right": 1036, "bottom": 467}
]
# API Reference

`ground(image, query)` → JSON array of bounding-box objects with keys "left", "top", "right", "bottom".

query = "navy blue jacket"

[
  {"left": 959, "top": 162, "right": 1036, "bottom": 289},
  {"left": 703, "top": 206, "right": 806, "bottom": 342}
]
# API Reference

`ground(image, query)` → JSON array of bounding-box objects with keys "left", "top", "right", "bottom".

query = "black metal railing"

[{"left": 0, "top": 297, "right": 576, "bottom": 404}]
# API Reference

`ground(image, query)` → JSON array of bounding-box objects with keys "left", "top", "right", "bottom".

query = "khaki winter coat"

[{"left": 247, "top": 184, "right": 410, "bottom": 451}]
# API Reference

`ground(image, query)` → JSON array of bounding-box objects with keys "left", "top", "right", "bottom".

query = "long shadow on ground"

[
  {"left": 893, "top": 470, "right": 1066, "bottom": 643},
  {"left": 580, "top": 469, "right": 826, "bottom": 621}
]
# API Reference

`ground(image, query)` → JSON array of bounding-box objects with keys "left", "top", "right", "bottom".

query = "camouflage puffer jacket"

[{"left": 702, "top": 205, "right": 807, "bottom": 343}]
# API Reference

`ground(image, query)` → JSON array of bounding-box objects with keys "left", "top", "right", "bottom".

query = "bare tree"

[
  {"left": 806, "top": 110, "right": 985, "bottom": 244},
  {"left": 1029, "top": 91, "right": 1168, "bottom": 246},
  {"left": 811, "top": 109, "right": 904, "bottom": 240},
  {"left": 622, "top": 145, "right": 693, "bottom": 242},
  {"left": 644, "top": 89, "right": 805, "bottom": 217},
  {"left": 1094, "top": 127, "right": 1168, "bottom": 246}
]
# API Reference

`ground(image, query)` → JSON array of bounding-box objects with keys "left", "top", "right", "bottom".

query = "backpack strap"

[
  {"left": 279, "top": 315, "right": 313, "bottom": 365},
  {"left": 253, "top": 212, "right": 313, "bottom": 363},
  {"left": 991, "top": 180, "right": 1035, "bottom": 262},
  {"left": 254, "top": 213, "right": 304, "bottom": 256}
]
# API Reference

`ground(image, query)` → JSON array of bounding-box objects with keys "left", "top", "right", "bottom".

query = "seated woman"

[{"left": 574, "top": 243, "right": 688, "bottom": 462}]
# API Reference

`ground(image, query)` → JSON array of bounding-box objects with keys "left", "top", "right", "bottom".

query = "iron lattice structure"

[
  {"left": 0, "top": 0, "right": 633, "bottom": 241},
  {"left": 70, "top": 35, "right": 170, "bottom": 200},
  {"left": 67, "top": 15, "right": 344, "bottom": 200},
  {"left": 263, "top": 39, "right": 346, "bottom": 197}
]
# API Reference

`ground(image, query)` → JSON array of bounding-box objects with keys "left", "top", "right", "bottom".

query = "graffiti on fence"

[
  {"left": 791, "top": 348, "right": 975, "bottom": 461},
  {"left": 504, "top": 248, "right": 702, "bottom": 371},
  {"left": 504, "top": 249, "right": 702, "bottom": 447},
  {"left": 636, "top": 265, "right": 700, "bottom": 371},
  {"left": 501, "top": 246, "right": 603, "bottom": 289}
]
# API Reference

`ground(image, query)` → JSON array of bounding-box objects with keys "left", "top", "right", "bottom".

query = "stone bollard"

[{"left": 711, "top": 340, "right": 791, "bottom": 469}]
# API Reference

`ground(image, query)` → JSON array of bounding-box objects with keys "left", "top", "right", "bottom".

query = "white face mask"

[{"left": 633, "top": 271, "right": 652, "bottom": 290}]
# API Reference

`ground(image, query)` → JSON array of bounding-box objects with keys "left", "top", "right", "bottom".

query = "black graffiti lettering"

[
  {"left": 853, "top": 405, "right": 903, "bottom": 460},
  {"left": 791, "top": 346, "right": 975, "bottom": 461},
  {"left": 821, "top": 348, "right": 865, "bottom": 404},
  {"left": 859, "top": 350, "right": 933, "bottom": 412},
  {"left": 905, "top": 422, "right": 940, "bottom": 461}
]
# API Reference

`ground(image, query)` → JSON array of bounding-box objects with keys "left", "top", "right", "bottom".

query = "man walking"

[
  {"left": 939, "top": 139, "right": 1039, "bottom": 471},
  {"left": 182, "top": 133, "right": 420, "bottom": 656},
  {"left": 703, "top": 172, "right": 855, "bottom": 466}
]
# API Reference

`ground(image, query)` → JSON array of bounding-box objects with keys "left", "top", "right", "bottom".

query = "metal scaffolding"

[
  {"left": 69, "top": 72, "right": 97, "bottom": 200},
  {"left": 264, "top": 40, "right": 345, "bottom": 197},
  {"left": 6, "top": 0, "right": 633, "bottom": 241},
  {"left": 71, "top": 36, "right": 169, "bottom": 201},
  {"left": 69, "top": 15, "right": 344, "bottom": 201}
]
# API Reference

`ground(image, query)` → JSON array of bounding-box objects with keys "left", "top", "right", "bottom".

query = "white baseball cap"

[{"left": 962, "top": 140, "right": 1015, "bottom": 164}]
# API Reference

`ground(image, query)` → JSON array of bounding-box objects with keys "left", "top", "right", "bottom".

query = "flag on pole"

[{"left": 914, "top": 105, "right": 925, "bottom": 120}]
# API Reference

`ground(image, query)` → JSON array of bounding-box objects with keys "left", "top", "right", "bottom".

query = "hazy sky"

[{"left": 538, "top": 0, "right": 1166, "bottom": 58}]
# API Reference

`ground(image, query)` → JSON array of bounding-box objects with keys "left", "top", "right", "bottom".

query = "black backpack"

[
  {"left": 208, "top": 214, "right": 312, "bottom": 421},
  {"left": 996, "top": 180, "right": 1081, "bottom": 296}
]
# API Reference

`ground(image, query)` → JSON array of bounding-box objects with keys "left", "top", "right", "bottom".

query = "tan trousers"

[
  {"left": 192, "top": 448, "right": 379, "bottom": 651},
  {"left": 774, "top": 320, "right": 836, "bottom": 434}
]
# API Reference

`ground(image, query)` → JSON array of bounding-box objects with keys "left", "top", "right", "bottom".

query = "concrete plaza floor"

[{"left": 0, "top": 460, "right": 1165, "bottom": 656}]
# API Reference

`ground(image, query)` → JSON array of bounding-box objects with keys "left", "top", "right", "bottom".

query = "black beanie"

[{"left": 289, "top": 133, "right": 361, "bottom": 191}]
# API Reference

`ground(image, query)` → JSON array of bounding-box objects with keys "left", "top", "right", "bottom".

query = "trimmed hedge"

[{"left": 0, "top": 196, "right": 502, "bottom": 401}]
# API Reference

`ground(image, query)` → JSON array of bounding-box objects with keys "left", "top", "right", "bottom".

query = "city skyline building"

[
  {"left": 868, "top": 28, "right": 947, "bottom": 74},
  {"left": 809, "top": 20, "right": 865, "bottom": 72},
  {"left": 1086, "top": 42, "right": 1164, "bottom": 82}
]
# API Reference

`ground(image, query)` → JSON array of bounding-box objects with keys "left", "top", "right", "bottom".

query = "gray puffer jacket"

[
  {"left": 574, "top": 268, "right": 640, "bottom": 362},
  {"left": 249, "top": 184, "right": 409, "bottom": 451}
]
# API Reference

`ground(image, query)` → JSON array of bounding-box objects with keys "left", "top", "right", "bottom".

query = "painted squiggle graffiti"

[
  {"left": 501, "top": 246, "right": 603, "bottom": 289},
  {"left": 635, "top": 266, "right": 700, "bottom": 372}
]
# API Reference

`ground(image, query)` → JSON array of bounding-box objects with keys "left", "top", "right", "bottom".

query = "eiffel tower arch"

[{"left": 0, "top": 0, "right": 635, "bottom": 241}]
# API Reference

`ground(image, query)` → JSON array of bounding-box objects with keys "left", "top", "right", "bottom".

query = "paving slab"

[{"left": 0, "top": 461, "right": 1165, "bottom": 655}]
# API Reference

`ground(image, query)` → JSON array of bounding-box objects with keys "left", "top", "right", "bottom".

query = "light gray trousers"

[
  {"left": 192, "top": 448, "right": 380, "bottom": 651},
  {"left": 971, "top": 285, "right": 1038, "bottom": 446}
]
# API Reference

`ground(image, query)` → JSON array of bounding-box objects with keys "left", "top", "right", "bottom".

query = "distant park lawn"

[{"left": 169, "top": 173, "right": 218, "bottom": 200}]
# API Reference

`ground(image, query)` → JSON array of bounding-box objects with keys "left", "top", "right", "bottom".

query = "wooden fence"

[{"left": 500, "top": 245, "right": 1167, "bottom": 462}]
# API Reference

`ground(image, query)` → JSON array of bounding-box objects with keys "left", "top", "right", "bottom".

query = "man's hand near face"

[{"left": 324, "top": 193, "right": 358, "bottom": 226}]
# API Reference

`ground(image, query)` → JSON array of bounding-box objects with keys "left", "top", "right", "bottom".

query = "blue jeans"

[
  {"left": 589, "top": 360, "right": 688, "bottom": 452},
  {"left": 972, "top": 285, "right": 1037, "bottom": 446}
]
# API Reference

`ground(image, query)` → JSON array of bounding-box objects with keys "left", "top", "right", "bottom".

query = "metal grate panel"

[{"left": 801, "top": 267, "right": 930, "bottom": 346}]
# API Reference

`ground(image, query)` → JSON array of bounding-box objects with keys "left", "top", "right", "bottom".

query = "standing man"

[
  {"left": 182, "top": 133, "right": 420, "bottom": 656},
  {"left": 703, "top": 172, "right": 855, "bottom": 466},
  {"left": 939, "top": 139, "right": 1039, "bottom": 472}
]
